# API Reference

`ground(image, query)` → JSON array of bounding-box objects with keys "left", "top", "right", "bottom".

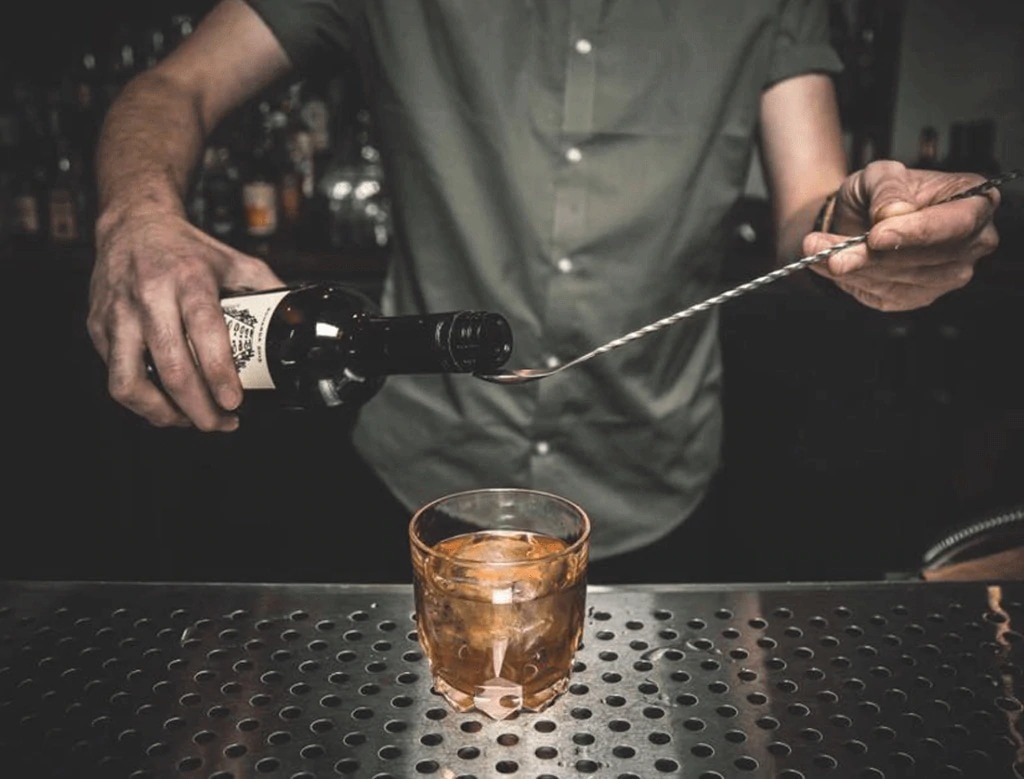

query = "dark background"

[{"left": 2, "top": 0, "right": 1023, "bottom": 585}]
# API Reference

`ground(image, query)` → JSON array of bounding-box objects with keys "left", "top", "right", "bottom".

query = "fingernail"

[
  {"left": 218, "top": 388, "right": 243, "bottom": 411},
  {"left": 875, "top": 230, "right": 902, "bottom": 251}
]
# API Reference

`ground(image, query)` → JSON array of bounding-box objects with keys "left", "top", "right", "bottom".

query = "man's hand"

[
  {"left": 87, "top": 206, "right": 284, "bottom": 431},
  {"left": 804, "top": 160, "right": 1001, "bottom": 311}
]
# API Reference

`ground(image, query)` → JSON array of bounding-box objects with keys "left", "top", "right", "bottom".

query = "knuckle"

[
  {"left": 85, "top": 315, "right": 106, "bottom": 349},
  {"left": 153, "top": 361, "right": 193, "bottom": 393},
  {"left": 978, "top": 228, "right": 1000, "bottom": 255},
  {"left": 953, "top": 264, "right": 974, "bottom": 287},
  {"left": 107, "top": 374, "right": 136, "bottom": 406},
  {"left": 149, "top": 411, "right": 187, "bottom": 429},
  {"left": 866, "top": 159, "right": 905, "bottom": 178}
]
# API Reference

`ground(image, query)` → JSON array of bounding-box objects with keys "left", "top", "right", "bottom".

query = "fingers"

[
  {"left": 809, "top": 257, "right": 975, "bottom": 311},
  {"left": 177, "top": 283, "right": 244, "bottom": 414},
  {"left": 104, "top": 303, "right": 193, "bottom": 428},
  {"left": 805, "top": 220, "right": 997, "bottom": 277},
  {"left": 88, "top": 217, "right": 265, "bottom": 431},
  {"left": 867, "top": 192, "right": 997, "bottom": 254},
  {"left": 805, "top": 237, "right": 991, "bottom": 312},
  {"left": 221, "top": 250, "right": 287, "bottom": 292},
  {"left": 849, "top": 160, "right": 920, "bottom": 224},
  {"left": 802, "top": 165, "right": 1002, "bottom": 314},
  {"left": 141, "top": 281, "right": 240, "bottom": 432}
]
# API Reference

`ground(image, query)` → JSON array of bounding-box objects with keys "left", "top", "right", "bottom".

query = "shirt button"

[
  {"left": 534, "top": 441, "right": 551, "bottom": 456},
  {"left": 565, "top": 146, "right": 582, "bottom": 163},
  {"left": 545, "top": 355, "right": 561, "bottom": 369},
  {"left": 574, "top": 38, "right": 593, "bottom": 54},
  {"left": 557, "top": 256, "right": 574, "bottom": 273}
]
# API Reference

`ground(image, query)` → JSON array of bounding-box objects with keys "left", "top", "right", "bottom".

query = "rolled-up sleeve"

[
  {"left": 765, "top": 0, "right": 844, "bottom": 88},
  {"left": 244, "top": 0, "right": 362, "bottom": 74}
]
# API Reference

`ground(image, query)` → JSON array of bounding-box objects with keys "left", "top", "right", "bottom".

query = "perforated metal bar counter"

[{"left": 2, "top": 580, "right": 1023, "bottom": 779}]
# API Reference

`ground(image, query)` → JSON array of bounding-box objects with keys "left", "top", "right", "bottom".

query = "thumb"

[{"left": 862, "top": 162, "right": 920, "bottom": 225}]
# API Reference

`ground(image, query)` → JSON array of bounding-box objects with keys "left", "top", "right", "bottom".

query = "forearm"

[
  {"left": 95, "top": 71, "right": 207, "bottom": 233},
  {"left": 758, "top": 74, "right": 848, "bottom": 264},
  {"left": 95, "top": 0, "right": 293, "bottom": 239},
  {"left": 774, "top": 194, "right": 838, "bottom": 263}
]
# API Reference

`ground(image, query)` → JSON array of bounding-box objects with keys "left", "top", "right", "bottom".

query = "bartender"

[{"left": 85, "top": 0, "right": 1002, "bottom": 583}]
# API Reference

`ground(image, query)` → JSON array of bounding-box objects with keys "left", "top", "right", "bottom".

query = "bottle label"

[
  {"left": 279, "top": 172, "right": 303, "bottom": 226},
  {"left": 221, "top": 289, "right": 289, "bottom": 389},
  {"left": 242, "top": 181, "right": 278, "bottom": 236},
  {"left": 13, "top": 195, "right": 41, "bottom": 235},
  {"left": 302, "top": 99, "right": 330, "bottom": 152},
  {"left": 49, "top": 189, "right": 80, "bottom": 242}
]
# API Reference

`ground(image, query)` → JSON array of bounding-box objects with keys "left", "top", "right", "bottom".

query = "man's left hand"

[{"left": 804, "top": 160, "right": 1001, "bottom": 311}]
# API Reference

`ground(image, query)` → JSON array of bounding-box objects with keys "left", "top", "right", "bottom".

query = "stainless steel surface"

[
  {"left": 475, "top": 170, "right": 1023, "bottom": 386},
  {"left": 2, "top": 579, "right": 1023, "bottom": 778}
]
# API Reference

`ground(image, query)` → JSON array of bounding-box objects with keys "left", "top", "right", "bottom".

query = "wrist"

[
  {"left": 812, "top": 189, "right": 840, "bottom": 233},
  {"left": 96, "top": 191, "right": 186, "bottom": 241}
]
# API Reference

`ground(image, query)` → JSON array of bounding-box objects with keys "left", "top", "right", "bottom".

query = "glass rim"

[{"left": 408, "top": 487, "right": 591, "bottom": 565}]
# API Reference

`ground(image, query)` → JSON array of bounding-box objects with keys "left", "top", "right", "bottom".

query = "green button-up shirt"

[{"left": 246, "top": 0, "right": 843, "bottom": 560}]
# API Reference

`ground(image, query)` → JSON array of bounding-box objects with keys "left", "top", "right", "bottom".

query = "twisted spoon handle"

[
  {"left": 477, "top": 169, "right": 1022, "bottom": 384},
  {"left": 559, "top": 170, "right": 1021, "bottom": 371}
]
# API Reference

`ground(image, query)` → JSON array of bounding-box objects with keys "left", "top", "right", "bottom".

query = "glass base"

[{"left": 433, "top": 675, "right": 570, "bottom": 720}]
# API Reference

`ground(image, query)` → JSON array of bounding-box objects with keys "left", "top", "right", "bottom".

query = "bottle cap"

[{"left": 446, "top": 312, "right": 513, "bottom": 372}]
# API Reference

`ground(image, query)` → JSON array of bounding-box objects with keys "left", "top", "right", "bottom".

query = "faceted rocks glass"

[{"left": 409, "top": 488, "right": 591, "bottom": 719}]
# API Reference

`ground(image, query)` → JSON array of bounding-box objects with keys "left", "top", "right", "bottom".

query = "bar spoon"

[{"left": 475, "top": 170, "right": 1022, "bottom": 386}]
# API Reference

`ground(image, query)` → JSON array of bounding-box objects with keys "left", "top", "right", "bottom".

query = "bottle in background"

[
  {"left": 47, "top": 135, "right": 94, "bottom": 247},
  {"left": 138, "top": 21, "right": 168, "bottom": 71},
  {"left": 318, "top": 105, "right": 391, "bottom": 255},
  {"left": 197, "top": 145, "right": 243, "bottom": 245},
  {"left": 45, "top": 87, "right": 95, "bottom": 248},
  {"left": 271, "top": 83, "right": 316, "bottom": 239},
  {"left": 240, "top": 102, "right": 280, "bottom": 252},
  {"left": 100, "top": 24, "right": 139, "bottom": 109},
  {"left": 912, "top": 125, "right": 942, "bottom": 170},
  {"left": 8, "top": 155, "right": 49, "bottom": 247},
  {"left": 299, "top": 77, "right": 333, "bottom": 171},
  {"left": 943, "top": 119, "right": 1001, "bottom": 177},
  {"left": 2, "top": 80, "right": 50, "bottom": 247},
  {"left": 166, "top": 14, "right": 196, "bottom": 55}
]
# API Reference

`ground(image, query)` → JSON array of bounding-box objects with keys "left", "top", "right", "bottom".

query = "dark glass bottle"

[
  {"left": 149, "top": 283, "right": 514, "bottom": 412},
  {"left": 47, "top": 136, "right": 93, "bottom": 247},
  {"left": 7, "top": 154, "right": 49, "bottom": 246},
  {"left": 912, "top": 125, "right": 942, "bottom": 171},
  {"left": 240, "top": 102, "right": 280, "bottom": 254},
  {"left": 198, "top": 145, "right": 242, "bottom": 244}
]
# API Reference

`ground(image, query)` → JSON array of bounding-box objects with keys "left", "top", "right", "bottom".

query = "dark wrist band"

[{"left": 813, "top": 189, "right": 840, "bottom": 233}]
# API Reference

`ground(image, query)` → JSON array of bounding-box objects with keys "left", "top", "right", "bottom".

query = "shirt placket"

[{"left": 530, "top": 0, "right": 601, "bottom": 466}]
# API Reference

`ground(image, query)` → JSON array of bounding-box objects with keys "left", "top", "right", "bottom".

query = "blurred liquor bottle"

[
  {"left": 138, "top": 21, "right": 169, "bottom": 71},
  {"left": 239, "top": 101, "right": 280, "bottom": 254},
  {"left": 166, "top": 14, "right": 196, "bottom": 54},
  {"left": 47, "top": 135, "right": 94, "bottom": 247},
  {"left": 912, "top": 125, "right": 943, "bottom": 171},
  {"left": 191, "top": 145, "right": 243, "bottom": 246},
  {"left": 100, "top": 24, "right": 139, "bottom": 110},
  {"left": 1, "top": 79, "right": 51, "bottom": 248},
  {"left": 944, "top": 119, "right": 1001, "bottom": 177},
  {"left": 317, "top": 105, "right": 391, "bottom": 256},
  {"left": 7, "top": 149, "right": 50, "bottom": 248},
  {"left": 269, "top": 83, "right": 317, "bottom": 241},
  {"left": 62, "top": 42, "right": 104, "bottom": 165}
]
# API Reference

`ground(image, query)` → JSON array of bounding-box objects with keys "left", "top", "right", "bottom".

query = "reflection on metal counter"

[{"left": 1, "top": 579, "right": 1023, "bottom": 777}]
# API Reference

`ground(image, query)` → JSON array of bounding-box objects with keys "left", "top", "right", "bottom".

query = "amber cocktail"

[{"left": 409, "top": 488, "right": 590, "bottom": 719}]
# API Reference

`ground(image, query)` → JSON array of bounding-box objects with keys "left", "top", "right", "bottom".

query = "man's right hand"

[
  {"left": 84, "top": 0, "right": 296, "bottom": 431},
  {"left": 87, "top": 206, "right": 284, "bottom": 431}
]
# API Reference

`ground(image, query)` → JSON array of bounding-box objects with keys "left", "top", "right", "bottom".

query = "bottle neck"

[{"left": 349, "top": 311, "right": 513, "bottom": 376}]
